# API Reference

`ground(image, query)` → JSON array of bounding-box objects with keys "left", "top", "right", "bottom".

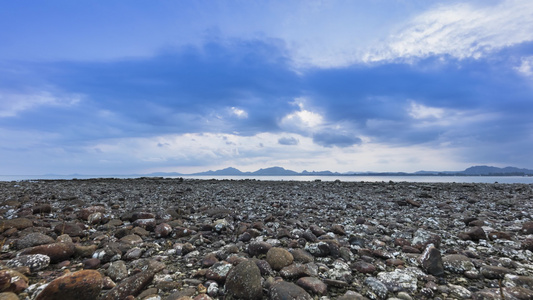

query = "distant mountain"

[
  {"left": 252, "top": 167, "right": 298, "bottom": 176},
  {"left": 194, "top": 167, "right": 247, "bottom": 176},
  {"left": 461, "top": 166, "right": 533, "bottom": 176},
  {"left": 162, "top": 165, "right": 533, "bottom": 177}
]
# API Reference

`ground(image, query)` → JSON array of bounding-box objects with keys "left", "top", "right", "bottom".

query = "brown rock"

[
  {"left": 225, "top": 260, "right": 262, "bottom": 299},
  {"left": 20, "top": 242, "right": 75, "bottom": 263},
  {"left": 83, "top": 258, "right": 101, "bottom": 270},
  {"left": 247, "top": 241, "right": 272, "bottom": 257},
  {"left": 279, "top": 263, "right": 312, "bottom": 279},
  {"left": 155, "top": 223, "right": 173, "bottom": 238},
  {"left": 522, "top": 221, "right": 533, "bottom": 234},
  {"left": 480, "top": 265, "right": 513, "bottom": 279},
  {"left": 270, "top": 281, "right": 312, "bottom": 300},
  {"left": 79, "top": 206, "right": 106, "bottom": 220},
  {"left": 33, "top": 204, "right": 52, "bottom": 214},
  {"left": 0, "top": 292, "right": 19, "bottom": 300},
  {"left": 290, "top": 249, "right": 314, "bottom": 263},
  {"left": 35, "top": 270, "right": 102, "bottom": 300},
  {"left": 0, "top": 270, "right": 28, "bottom": 293},
  {"left": 420, "top": 244, "right": 444, "bottom": 276},
  {"left": 467, "top": 226, "right": 487, "bottom": 242},
  {"left": 266, "top": 247, "right": 294, "bottom": 271},
  {"left": 352, "top": 261, "right": 376, "bottom": 274},
  {"left": 53, "top": 223, "right": 85, "bottom": 237},
  {"left": 205, "top": 261, "right": 232, "bottom": 283},
  {"left": 0, "top": 218, "right": 33, "bottom": 232},
  {"left": 296, "top": 277, "right": 327, "bottom": 295},
  {"left": 14, "top": 232, "right": 55, "bottom": 250}
]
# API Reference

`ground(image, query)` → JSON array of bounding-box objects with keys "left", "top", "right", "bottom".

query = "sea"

[{"left": 1, "top": 175, "right": 533, "bottom": 184}]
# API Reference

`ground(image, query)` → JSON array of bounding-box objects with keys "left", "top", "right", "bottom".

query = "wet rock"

[
  {"left": 155, "top": 223, "right": 172, "bottom": 238},
  {"left": 102, "top": 260, "right": 164, "bottom": 300},
  {"left": 419, "top": 244, "right": 444, "bottom": 276},
  {"left": 266, "top": 247, "right": 294, "bottom": 271},
  {"left": 269, "top": 281, "right": 312, "bottom": 300},
  {"left": 20, "top": 242, "right": 75, "bottom": 263},
  {"left": 34, "top": 270, "right": 103, "bottom": 300},
  {"left": 7, "top": 254, "right": 50, "bottom": 272},
  {"left": 225, "top": 260, "right": 262, "bottom": 299},
  {"left": 296, "top": 277, "right": 327, "bottom": 295}
]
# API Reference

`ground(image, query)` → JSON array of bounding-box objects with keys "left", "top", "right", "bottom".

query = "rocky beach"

[{"left": 0, "top": 178, "right": 532, "bottom": 300}]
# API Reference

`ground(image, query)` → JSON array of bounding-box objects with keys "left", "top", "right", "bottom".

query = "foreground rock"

[{"left": 34, "top": 270, "right": 102, "bottom": 300}]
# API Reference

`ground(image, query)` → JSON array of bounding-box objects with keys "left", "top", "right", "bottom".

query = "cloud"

[
  {"left": 364, "top": 0, "right": 533, "bottom": 62},
  {"left": 408, "top": 101, "right": 445, "bottom": 120},
  {"left": 312, "top": 131, "right": 362, "bottom": 148},
  {"left": 515, "top": 56, "right": 533, "bottom": 77},
  {"left": 0, "top": 91, "right": 81, "bottom": 117},
  {"left": 278, "top": 136, "right": 299, "bottom": 146}
]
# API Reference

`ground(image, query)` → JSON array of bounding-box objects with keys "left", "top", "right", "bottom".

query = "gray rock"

[
  {"left": 7, "top": 254, "right": 50, "bottom": 272},
  {"left": 364, "top": 277, "right": 388, "bottom": 299},
  {"left": 269, "top": 281, "right": 312, "bottom": 300},
  {"left": 419, "top": 244, "right": 444, "bottom": 276},
  {"left": 14, "top": 232, "right": 54, "bottom": 250},
  {"left": 225, "top": 260, "right": 262, "bottom": 299},
  {"left": 376, "top": 269, "right": 418, "bottom": 293},
  {"left": 296, "top": 277, "right": 327, "bottom": 295}
]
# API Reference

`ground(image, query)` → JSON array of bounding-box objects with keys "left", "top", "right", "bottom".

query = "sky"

[{"left": 1, "top": 0, "right": 533, "bottom": 175}]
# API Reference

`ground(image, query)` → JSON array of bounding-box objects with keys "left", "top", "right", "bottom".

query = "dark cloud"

[
  {"left": 312, "top": 132, "right": 362, "bottom": 148},
  {"left": 278, "top": 136, "right": 299, "bottom": 145}
]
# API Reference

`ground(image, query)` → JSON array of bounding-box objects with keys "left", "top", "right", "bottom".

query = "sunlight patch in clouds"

[
  {"left": 408, "top": 101, "right": 445, "bottom": 119},
  {"left": 230, "top": 107, "right": 248, "bottom": 118},
  {"left": 364, "top": 0, "right": 533, "bottom": 62}
]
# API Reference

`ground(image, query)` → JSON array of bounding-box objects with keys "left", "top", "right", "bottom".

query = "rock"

[
  {"left": 79, "top": 206, "right": 106, "bottom": 220},
  {"left": 328, "top": 259, "right": 352, "bottom": 282},
  {"left": 0, "top": 270, "right": 28, "bottom": 293},
  {"left": 83, "top": 258, "right": 101, "bottom": 269},
  {"left": 0, "top": 218, "right": 33, "bottom": 232},
  {"left": 269, "top": 281, "right": 312, "bottom": 300},
  {"left": 53, "top": 223, "right": 85, "bottom": 237},
  {"left": 290, "top": 249, "right": 314, "bottom": 263},
  {"left": 33, "top": 204, "right": 52, "bottom": 214},
  {"left": 448, "top": 284, "right": 472, "bottom": 299},
  {"left": 504, "top": 274, "right": 533, "bottom": 290},
  {"left": 473, "top": 287, "right": 533, "bottom": 299},
  {"left": 419, "top": 244, "right": 444, "bottom": 276},
  {"left": 20, "top": 242, "right": 75, "bottom": 263},
  {"left": 522, "top": 238, "right": 533, "bottom": 251},
  {"left": 119, "top": 234, "right": 143, "bottom": 245},
  {"left": 406, "top": 199, "right": 421, "bottom": 207},
  {"left": 376, "top": 269, "right": 418, "bottom": 293},
  {"left": 34, "top": 270, "right": 103, "bottom": 300},
  {"left": 522, "top": 221, "right": 533, "bottom": 234},
  {"left": 225, "top": 260, "right": 262, "bottom": 299},
  {"left": 480, "top": 265, "right": 513, "bottom": 279},
  {"left": 304, "top": 242, "right": 330, "bottom": 257},
  {"left": 107, "top": 260, "right": 128, "bottom": 282},
  {"left": 296, "top": 277, "right": 327, "bottom": 295},
  {"left": 248, "top": 241, "right": 272, "bottom": 257},
  {"left": 279, "top": 263, "right": 312, "bottom": 279},
  {"left": 7, "top": 254, "right": 50, "bottom": 272},
  {"left": 338, "top": 290, "right": 367, "bottom": 300},
  {"left": 266, "top": 247, "right": 294, "bottom": 271},
  {"left": 412, "top": 229, "right": 441, "bottom": 248},
  {"left": 442, "top": 254, "right": 474, "bottom": 274},
  {"left": 353, "top": 261, "right": 376, "bottom": 274},
  {"left": 466, "top": 226, "right": 487, "bottom": 242},
  {"left": 133, "top": 218, "right": 156, "bottom": 231},
  {"left": 205, "top": 261, "right": 232, "bottom": 283},
  {"left": 75, "top": 244, "right": 97, "bottom": 258},
  {"left": 0, "top": 292, "right": 18, "bottom": 300},
  {"left": 364, "top": 277, "right": 388, "bottom": 299},
  {"left": 102, "top": 260, "right": 164, "bottom": 300},
  {"left": 15, "top": 232, "right": 55, "bottom": 250},
  {"left": 155, "top": 223, "right": 172, "bottom": 238}
]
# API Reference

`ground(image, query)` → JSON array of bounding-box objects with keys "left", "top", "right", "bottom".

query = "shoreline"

[{"left": 0, "top": 179, "right": 532, "bottom": 299}]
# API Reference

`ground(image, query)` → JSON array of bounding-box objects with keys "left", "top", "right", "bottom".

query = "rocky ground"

[{"left": 0, "top": 178, "right": 532, "bottom": 300}]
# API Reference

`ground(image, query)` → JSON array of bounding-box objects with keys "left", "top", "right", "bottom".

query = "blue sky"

[{"left": 1, "top": 0, "right": 533, "bottom": 174}]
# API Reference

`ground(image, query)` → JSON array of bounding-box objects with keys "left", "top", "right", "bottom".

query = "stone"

[
  {"left": 20, "top": 242, "right": 75, "bottom": 263},
  {"left": 0, "top": 292, "right": 18, "bottom": 300},
  {"left": 155, "top": 223, "right": 172, "bottom": 238},
  {"left": 522, "top": 221, "right": 533, "bottom": 234},
  {"left": 296, "top": 277, "right": 327, "bottom": 295},
  {"left": 448, "top": 284, "right": 472, "bottom": 299},
  {"left": 79, "top": 206, "right": 106, "bottom": 220},
  {"left": 442, "top": 254, "right": 474, "bottom": 274},
  {"left": 0, "top": 270, "right": 28, "bottom": 293},
  {"left": 419, "top": 244, "right": 444, "bottom": 276},
  {"left": 119, "top": 234, "right": 143, "bottom": 245},
  {"left": 466, "top": 226, "right": 487, "bottom": 242},
  {"left": 225, "top": 260, "right": 262, "bottom": 299},
  {"left": 480, "top": 265, "right": 513, "bottom": 279},
  {"left": 133, "top": 218, "right": 156, "bottom": 231},
  {"left": 15, "top": 232, "right": 55, "bottom": 250},
  {"left": 83, "top": 258, "right": 101, "bottom": 269},
  {"left": 412, "top": 229, "right": 441, "bottom": 248},
  {"left": 53, "top": 222, "right": 85, "bottom": 237},
  {"left": 377, "top": 269, "right": 418, "bottom": 293},
  {"left": 107, "top": 260, "right": 128, "bottom": 282},
  {"left": 266, "top": 247, "right": 294, "bottom": 271},
  {"left": 205, "top": 261, "right": 232, "bottom": 283},
  {"left": 364, "top": 277, "right": 388, "bottom": 299},
  {"left": 269, "top": 281, "right": 312, "bottom": 300},
  {"left": 290, "top": 249, "right": 314, "bottom": 263},
  {"left": 7, "top": 254, "right": 50, "bottom": 272},
  {"left": 248, "top": 241, "right": 272, "bottom": 257},
  {"left": 102, "top": 260, "right": 164, "bottom": 300},
  {"left": 279, "top": 263, "right": 312, "bottom": 279},
  {"left": 0, "top": 218, "right": 33, "bottom": 232},
  {"left": 34, "top": 270, "right": 103, "bottom": 300},
  {"left": 353, "top": 261, "right": 376, "bottom": 274},
  {"left": 75, "top": 244, "right": 97, "bottom": 258}
]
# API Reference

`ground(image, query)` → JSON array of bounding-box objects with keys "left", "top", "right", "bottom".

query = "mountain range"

[{"left": 147, "top": 165, "right": 533, "bottom": 177}]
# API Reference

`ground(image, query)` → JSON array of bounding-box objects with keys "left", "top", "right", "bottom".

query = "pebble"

[
  {"left": 266, "top": 247, "right": 294, "bottom": 271},
  {"left": 225, "top": 260, "right": 262, "bottom": 299},
  {"left": 269, "top": 281, "right": 312, "bottom": 300},
  {"left": 7, "top": 254, "right": 50, "bottom": 272}
]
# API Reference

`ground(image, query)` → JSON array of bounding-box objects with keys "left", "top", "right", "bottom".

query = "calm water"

[{"left": 1, "top": 174, "right": 533, "bottom": 184}]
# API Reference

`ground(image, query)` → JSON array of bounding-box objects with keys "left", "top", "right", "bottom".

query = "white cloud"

[
  {"left": 279, "top": 99, "right": 324, "bottom": 132},
  {"left": 363, "top": 0, "right": 533, "bottom": 62},
  {"left": 0, "top": 91, "right": 81, "bottom": 117},
  {"left": 230, "top": 106, "right": 248, "bottom": 118},
  {"left": 515, "top": 56, "right": 533, "bottom": 77},
  {"left": 408, "top": 101, "right": 445, "bottom": 119}
]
